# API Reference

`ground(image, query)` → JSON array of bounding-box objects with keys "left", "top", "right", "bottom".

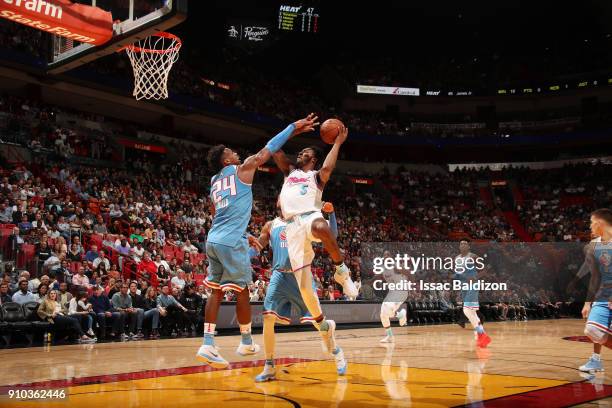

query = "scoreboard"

[{"left": 278, "top": 4, "right": 319, "bottom": 33}]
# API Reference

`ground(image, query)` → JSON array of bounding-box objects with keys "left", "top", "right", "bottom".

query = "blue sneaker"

[
  {"left": 579, "top": 356, "right": 604, "bottom": 373},
  {"left": 255, "top": 364, "right": 276, "bottom": 382},
  {"left": 334, "top": 347, "right": 348, "bottom": 376},
  {"left": 196, "top": 345, "right": 229, "bottom": 369}
]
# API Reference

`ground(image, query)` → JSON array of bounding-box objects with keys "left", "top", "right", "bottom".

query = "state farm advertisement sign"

[{"left": 0, "top": 0, "right": 113, "bottom": 45}]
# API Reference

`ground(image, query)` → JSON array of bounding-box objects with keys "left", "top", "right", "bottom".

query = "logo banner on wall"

[{"left": 357, "top": 85, "right": 420, "bottom": 96}]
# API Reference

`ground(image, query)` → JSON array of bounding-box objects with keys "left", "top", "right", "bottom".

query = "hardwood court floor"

[{"left": 1, "top": 319, "right": 611, "bottom": 407}]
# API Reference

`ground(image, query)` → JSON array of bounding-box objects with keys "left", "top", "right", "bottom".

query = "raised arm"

[
  {"left": 272, "top": 150, "right": 294, "bottom": 177},
  {"left": 258, "top": 221, "right": 273, "bottom": 249},
  {"left": 238, "top": 114, "right": 319, "bottom": 184},
  {"left": 317, "top": 125, "right": 348, "bottom": 186}
]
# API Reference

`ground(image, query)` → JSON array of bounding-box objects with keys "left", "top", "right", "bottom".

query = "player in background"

[
  {"left": 455, "top": 240, "right": 491, "bottom": 348},
  {"left": 579, "top": 208, "right": 612, "bottom": 373},
  {"left": 255, "top": 202, "right": 346, "bottom": 381},
  {"left": 272, "top": 124, "right": 358, "bottom": 370},
  {"left": 196, "top": 114, "right": 319, "bottom": 368},
  {"left": 379, "top": 250, "right": 408, "bottom": 344}
]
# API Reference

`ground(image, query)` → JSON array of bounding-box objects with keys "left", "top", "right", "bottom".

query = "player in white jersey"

[
  {"left": 272, "top": 124, "right": 358, "bottom": 363},
  {"left": 379, "top": 251, "right": 408, "bottom": 344}
]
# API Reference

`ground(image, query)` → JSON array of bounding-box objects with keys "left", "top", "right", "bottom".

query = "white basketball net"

[{"left": 124, "top": 32, "right": 182, "bottom": 100}]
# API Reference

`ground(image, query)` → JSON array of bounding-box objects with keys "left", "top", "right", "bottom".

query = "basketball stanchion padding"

[{"left": 122, "top": 32, "right": 182, "bottom": 100}]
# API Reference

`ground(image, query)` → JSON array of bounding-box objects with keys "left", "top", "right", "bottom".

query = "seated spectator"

[
  {"left": 154, "top": 254, "right": 170, "bottom": 272},
  {"left": 37, "top": 290, "right": 94, "bottom": 343},
  {"left": 157, "top": 264, "right": 170, "bottom": 287},
  {"left": 182, "top": 239, "right": 198, "bottom": 254},
  {"left": 131, "top": 241, "right": 145, "bottom": 263},
  {"left": 18, "top": 214, "right": 32, "bottom": 234},
  {"left": 72, "top": 266, "right": 91, "bottom": 290},
  {"left": 34, "top": 283, "right": 49, "bottom": 302},
  {"left": 68, "top": 291, "right": 97, "bottom": 338},
  {"left": 36, "top": 240, "right": 52, "bottom": 270},
  {"left": 107, "top": 279, "right": 123, "bottom": 299},
  {"left": 137, "top": 252, "right": 158, "bottom": 286},
  {"left": 129, "top": 281, "right": 157, "bottom": 339},
  {"left": 179, "top": 283, "right": 203, "bottom": 335},
  {"left": 0, "top": 282, "right": 11, "bottom": 304},
  {"left": 31, "top": 212, "right": 47, "bottom": 232},
  {"left": 28, "top": 273, "right": 41, "bottom": 293},
  {"left": 115, "top": 238, "right": 131, "bottom": 257},
  {"left": 130, "top": 227, "right": 144, "bottom": 243},
  {"left": 93, "top": 250, "right": 110, "bottom": 271},
  {"left": 196, "top": 284, "right": 209, "bottom": 300},
  {"left": 95, "top": 261, "right": 108, "bottom": 279},
  {"left": 108, "top": 263, "right": 121, "bottom": 280},
  {"left": 104, "top": 277, "right": 115, "bottom": 296},
  {"left": 89, "top": 286, "right": 122, "bottom": 339},
  {"left": 0, "top": 201, "right": 12, "bottom": 224},
  {"left": 93, "top": 215, "right": 108, "bottom": 234},
  {"left": 85, "top": 244, "right": 99, "bottom": 263},
  {"left": 157, "top": 284, "right": 188, "bottom": 336},
  {"left": 181, "top": 257, "right": 194, "bottom": 274},
  {"left": 67, "top": 243, "right": 82, "bottom": 261},
  {"left": 143, "top": 287, "right": 161, "bottom": 339},
  {"left": 11, "top": 271, "right": 30, "bottom": 293},
  {"left": 111, "top": 283, "right": 138, "bottom": 339},
  {"left": 12, "top": 279, "right": 37, "bottom": 304},
  {"left": 43, "top": 252, "right": 64, "bottom": 275},
  {"left": 171, "top": 269, "right": 187, "bottom": 290},
  {"left": 57, "top": 282, "right": 72, "bottom": 314}
]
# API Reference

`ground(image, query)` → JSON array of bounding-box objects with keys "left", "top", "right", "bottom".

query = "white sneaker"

[
  {"left": 87, "top": 329, "right": 95, "bottom": 337},
  {"left": 255, "top": 364, "right": 276, "bottom": 382},
  {"left": 396, "top": 309, "right": 407, "bottom": 327},
  {"left": 334, "top": 264, "right": 358, "bottom": 298},
  {"left": 320, "top": 320, "right": 337, "bottom": 354},
  {"left": 380, "top": 335, "right": 395, "bottom": 344},
  {"left": 196, "top": 344, "right": 229, "bottom": 369},
  {"left": 236, "top": 342, "right": 261, "bottom": 356}
]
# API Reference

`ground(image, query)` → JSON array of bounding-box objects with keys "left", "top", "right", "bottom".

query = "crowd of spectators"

[{"left": 515, "top": 163, "right": 612, "bottom": 241}]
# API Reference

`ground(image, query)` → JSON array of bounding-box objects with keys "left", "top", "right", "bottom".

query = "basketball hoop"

[{"left": 122, "top": 32, "right": 182, "bottom": 101}]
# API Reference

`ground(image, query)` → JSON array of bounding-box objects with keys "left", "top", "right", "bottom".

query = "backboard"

[{"left": 47, "top": 0, "right": 187, "bottom": 74}]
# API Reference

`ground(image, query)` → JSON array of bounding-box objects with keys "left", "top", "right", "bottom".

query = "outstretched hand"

[
  {"left": 293, "top": 113, "right": 320, "bottom": 135},
  {"left": 335, "top": 124, "right": 349, "bottom": 145}
]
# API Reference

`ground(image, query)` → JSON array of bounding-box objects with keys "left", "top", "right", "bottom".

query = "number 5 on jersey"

[{"left": 211, "top": 175, "right": 237, "bottom": 203}]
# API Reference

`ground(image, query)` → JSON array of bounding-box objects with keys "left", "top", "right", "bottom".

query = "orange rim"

[{"left": 121, "top": 32, "right": 182, "bottom": 54}]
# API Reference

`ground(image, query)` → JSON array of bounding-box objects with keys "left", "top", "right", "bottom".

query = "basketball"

[{"left": 320, "top": 118, "right": 344, "bottom": 144}]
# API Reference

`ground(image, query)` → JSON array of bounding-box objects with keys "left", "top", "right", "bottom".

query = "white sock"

[{"left": 592, "top": 353, "right": 601, "bottom": 361}]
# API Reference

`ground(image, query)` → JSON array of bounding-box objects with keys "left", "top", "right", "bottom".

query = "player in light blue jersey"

[
  {"left": 455, "top": 240, "right": 491, "bottom": 348},
  {"left": 196, "top": 113, "right": 319, "bottom": 368},
  {"left": 580, "top": 209, "right": 612, "bottom": 373},
  {"left": 255, "top": 203, "right": 346, "bottom": 382}
]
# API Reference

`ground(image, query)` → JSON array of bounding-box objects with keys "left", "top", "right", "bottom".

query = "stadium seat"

[{"left": 1, "top": 302, "right": 32, "bottom": 345}]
